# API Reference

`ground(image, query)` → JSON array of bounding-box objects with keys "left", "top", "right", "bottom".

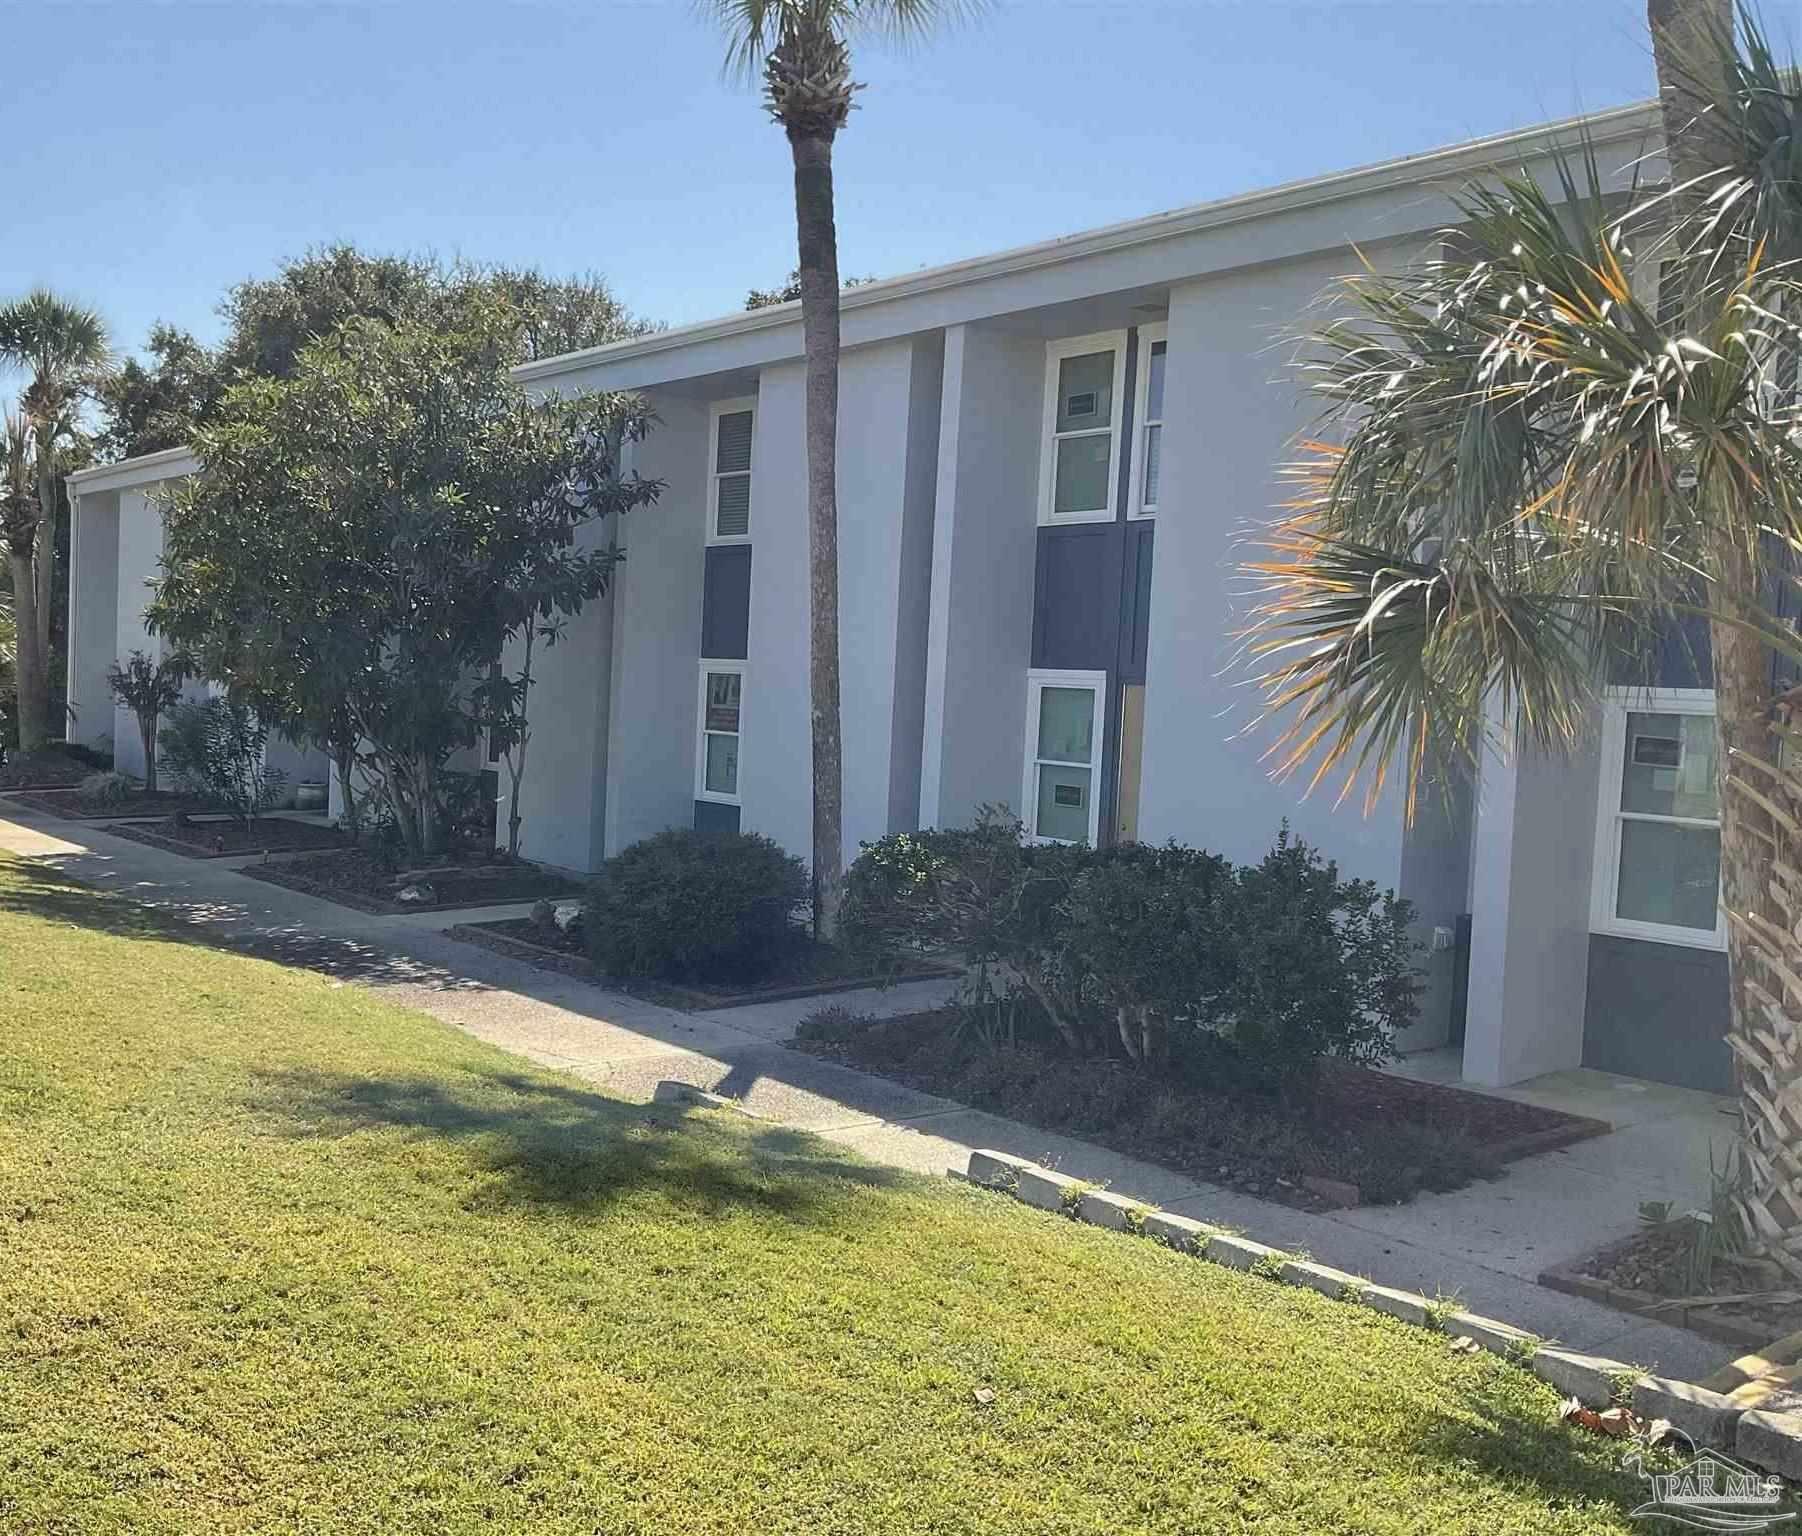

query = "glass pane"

[
  {"left": 703, "top": 732, "right": 738, "bottom": 796},
  {"left": 715, "top": 410, "right": 753, "bottom": 474},
  {"left": 1621, "top": 712, "right": 1717, "bottom": 819},
  {"left": 1036, "top": 763, "right": 1092, "bottom": 842},
  {"left": 1142, "top": 423, "right": 1162, "bottom": 509},
  {"left": 1146, "top": 341, "right": 1166, "bottom": 422},
  {"left": 715, "top": 473, "right": 750, "bottom": 538},
  {"left": 704, "top": 671, "right": 741, "bottom": 732},
  {"left": 1054, "top": 434, "right": 1112, "bottom": 516},
  {"left": 1056, "top": 350, "right": 1114, "bottom": 433},
  {"left": 1616, "top": 819, "right": 1720, "bottom": 931},
  {"left": 1037, "top": 686, "right": 1095, "bottom": 764}
]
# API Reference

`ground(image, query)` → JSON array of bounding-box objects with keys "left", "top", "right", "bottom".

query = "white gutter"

[
  {"left": 513, "top": 99, "right": 1661, "bottom": 386},
  {"left": 65, "top": 444, "right": 198, "bottom": 495}
]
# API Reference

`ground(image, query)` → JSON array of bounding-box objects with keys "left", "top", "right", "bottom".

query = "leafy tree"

[
  {"left": 1244, "top": 2, "right": 1802, "bottom": 1270},
  {"left": 149, "top": 297, "right": 661, "bottom": 860},
  {"left": 92, "top": 325, "right": 225, "bottom": 462},
  {"left": 97, "top": 249, "right": 649, "bottom": 462},
  {"left": 744, "top": 270, "right": 876, "bottom": 309},
  {"left": 105, "top": 649, "right": 188, "bottom": 795},
  {"left": 707, "top": 0, "right": 976, "bottom": 935},
  {"left": 0, "top": 291, "right": 108, "bottom": 751}
]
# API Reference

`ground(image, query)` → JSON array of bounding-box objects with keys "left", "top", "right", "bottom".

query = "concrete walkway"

[{"left": 0, "top": 800, "right": 1734, "bottom": 1381}]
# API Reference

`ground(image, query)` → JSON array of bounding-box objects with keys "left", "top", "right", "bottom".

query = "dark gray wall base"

[
  {"left": 1582, "top": 934, "right": 1730, "bottom": 1094},
  {"left": 693, "top": 800, "right": 742, "bottom": 835}
]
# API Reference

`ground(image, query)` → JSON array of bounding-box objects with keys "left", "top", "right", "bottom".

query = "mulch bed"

[
  {"left": 106, "top": 817, "right": 350, "bottom": 860},
  {"left": 791, "top": 1008, "right": 1609, "bottom": 1210},
  {"left": 0, "top": 748, "right": 106, "bottom": 792},
  {"left": 239, "top": 847, "right": 582, "bottom": 915},
  {"left": 450, "top": 916, "right": 959, "bottom": 1011},
  {"left": 1542, "top": 1220, "right": 1802, "bottom": 1349},
  {"left": 3, "top": 787, "right": 221, "bottom": 821}
]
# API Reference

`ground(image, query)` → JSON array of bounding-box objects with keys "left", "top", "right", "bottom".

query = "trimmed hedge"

[
  {"left": 841, "top": 810, "right": 1418, "bottom": 1084},
  {"left": 586, "top": 828, "right": 809, "bottom": 984}
]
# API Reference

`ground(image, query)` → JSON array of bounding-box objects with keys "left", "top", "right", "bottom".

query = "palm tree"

[
  {"left": 0, "top": 411, "right": 46, "bottom": 753},
  {"left": 0, "top": 290, "right": 109, "bottom": 753},
  {"left": 1245, "top": 2, "right": 1802, "bottom": 1275},
  {"left": 705, "top": 0, "right": 969, "bottom": 934}
]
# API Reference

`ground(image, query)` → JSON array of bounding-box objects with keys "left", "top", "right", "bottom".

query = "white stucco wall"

[
  {"left": 1137, "top": 259, "right": 1409, "bottom": 888},
  {"left": 65, "top": 489, "right": 120, "bottom": 753},
  {"left": 502, "top": 514, "right": 618, "bottom": 872},
  {"left": 1462, "top": 714, "right": 1602, "bottom": 1085},
  {"left": 919, "top": 322, "right": 1042, "bottom": 829},
  {"left": 603, "top": 395, "right": 710, "bottom": 856},
  {"left": 109, "top": 487, "right": 168, "bottom": 781}
]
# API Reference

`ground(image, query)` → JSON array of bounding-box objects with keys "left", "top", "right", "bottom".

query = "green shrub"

[
  {"left": 586, "top": 828, "right": 809, "bottom": 983},
  {"left": 1061, "top": 842, "right": 1233, "bottom": 1062},
  {"left": 158, "top": 698, "right": 284, "bottom": 828},
  {"left": 75, "top": 771, "right": 135, "bottom": 809},
  {"left": 1199, "top": 828, "right": 1417, "bottom": 1086},
  {"left": 841, "top": 808, "right": 1095, "bottom": 1052},
  {"left": 841, "top": 816, "right": 1419, "bottom": 1081}
]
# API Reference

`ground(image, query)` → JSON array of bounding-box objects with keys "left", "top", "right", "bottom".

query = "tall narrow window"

[
  {"left": 696, "top": 662, "right": 744, "bottom": 803},
  {"left": 1023, "top": 670, "right": 1105, "bottom": 844},
  {"left": 708, "top": 399, "right": 755, "bottom": 543},
  {"left": 1039, "top": 332, "right": 1126, "bottom": 525},
  {"left": 1590, "top": 689, "right": 1724, "bottom": 948},
  {"left": 1129, "top": 324, "right": 1167, "bottom": 518}
]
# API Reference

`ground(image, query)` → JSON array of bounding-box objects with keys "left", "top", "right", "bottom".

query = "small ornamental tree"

[
  {"left": 149, "top": 294, "right": 661, "bottom": 860},
  {"left": 105, "top": 649, "right": 187, "bottom": 794}
]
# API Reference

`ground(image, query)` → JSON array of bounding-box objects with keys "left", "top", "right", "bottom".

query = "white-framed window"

[
  {"left": 696, "top": 661, "right": 745, "bottom": 804},
  {"left": 1127, "top": 323, "right": 1166, "bottom": 519},
  {"left": 1038, "top": 331, "right": 1127, "bottom": 525},
  {"left": 1022, "top": 669, "right": 1106, "bottom": 845},
  {"left": 1589, "top": 687, "right": 1725, "bottom": 950},
  {"left": 707, "top": 397, "right": 755, "bottom": 544}
]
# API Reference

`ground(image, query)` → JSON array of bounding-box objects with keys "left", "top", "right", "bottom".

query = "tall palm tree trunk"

[
  {"left": 785, "top": 105, "right": 846, "bottom": 937},
  {"left": 8, "top": 548, "right": 47, "bottom": 751},
  {"left": 1648, "top": 0, "right": 1802, "bottom": 1270},
  {"left": 32, "top": 459, "right": 53, "bottom": 664}
]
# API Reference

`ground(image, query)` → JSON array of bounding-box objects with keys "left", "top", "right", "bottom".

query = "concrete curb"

[{"left": 955, "top": 1148, "right": 1802, "bottom": 1481}]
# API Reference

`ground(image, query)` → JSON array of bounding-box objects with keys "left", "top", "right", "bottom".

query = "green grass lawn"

[{"left": 0, "top": 854, "right": 1663, "bottom": 1534}]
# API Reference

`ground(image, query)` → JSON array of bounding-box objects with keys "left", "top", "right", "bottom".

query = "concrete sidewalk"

[{"left": 0, "top": 799, "right": 1733, "bottom": 1381}]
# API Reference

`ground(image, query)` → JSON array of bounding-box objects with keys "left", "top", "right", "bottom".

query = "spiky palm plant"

[
  {"left": 1246, "top": 3, "right": 1802, "bottom": 1275},
  {"left": 704, "top": 0, "right": 971, "bottom": 934},
  {"left": 0, "top": 289, "right": 109, "bottom": 752}
]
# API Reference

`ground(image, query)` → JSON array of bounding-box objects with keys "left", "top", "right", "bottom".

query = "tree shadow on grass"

[
  {"left": 243, "top": 1062, "right": 908, "bottom": 1225},
  {"left": 1399, "top": 1381, "right": 1748, "bottom": 1526}
]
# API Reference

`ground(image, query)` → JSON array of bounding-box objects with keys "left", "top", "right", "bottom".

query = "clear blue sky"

[{"left": 2, "top": 0, "right": 1671, "bottom": 380}]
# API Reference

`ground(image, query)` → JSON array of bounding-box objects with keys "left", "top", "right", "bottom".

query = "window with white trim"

[
  {"left": 1023, "top": 670, "right": 1106, "bottom": 844},
  {"left": 1589, "top": 688, "right": 1724, "bottom": 949},
  {"left": 707, "top": 398, "right": 755, "bottom": 543},
  {"left": 696, "top": 661, "right": 744, "bottom": 803},
  {"left": 1128, "top": 324, "right": 1166, "bottom": 518},
  {"left": 1038, "top": 332, "right": 1126, "bottom": 525}
]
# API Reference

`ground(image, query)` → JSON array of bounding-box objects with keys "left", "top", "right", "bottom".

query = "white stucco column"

[{"left": 1462, "top": 700, "right": 1601, "bottom": 1086}]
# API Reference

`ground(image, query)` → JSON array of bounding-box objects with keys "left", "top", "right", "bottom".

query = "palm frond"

[
  {"left": 1249, "top": 124, "right": 1802, "bottom": 813},
  {"left": 701, "top": 0, "right": 977, "bottom": 76}
]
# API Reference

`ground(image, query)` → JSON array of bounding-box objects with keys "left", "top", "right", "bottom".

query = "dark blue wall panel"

[
  {"left": 700, "top": 545, "right": 752, "bottom": 661},
  {"left": 1032, "top": 524, "right": 1122, "bottom": 672}
]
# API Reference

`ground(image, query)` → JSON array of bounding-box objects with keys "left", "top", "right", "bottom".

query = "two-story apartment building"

[{"left": 65, "top": 99, "right": 1724, "bottom": 1097}]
